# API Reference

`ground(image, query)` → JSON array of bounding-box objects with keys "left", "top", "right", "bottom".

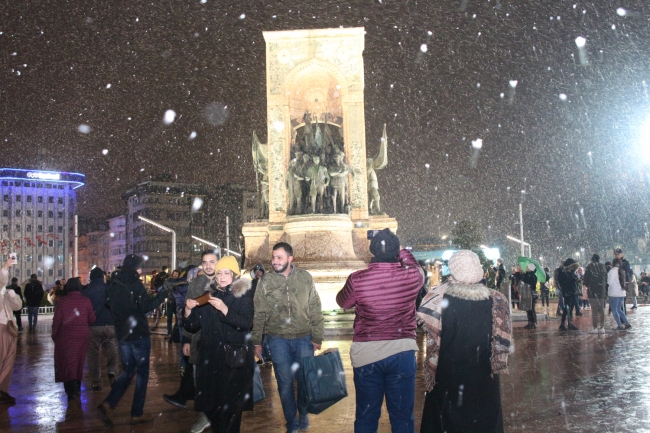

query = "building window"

[
  {"left": 48, "top": 240, "right": 53, "bottom": 247},
  {"left": 57, "top": 269, "right": 63, "bottom": 277},
  {"left": 26, "top": 225, "right": 31, "bottom": 232},
  {"left": 57, "top": 197, "right": 63, "bottom": 204},
  {"left": 57, "top": 226, "right": 63, "bottom": 233},
  {"left": 2, "top": 210, "right": 7, "bottom": 217},
  {"left": 27, "top": 196, "right": 32, "bottom": 203},
  {"left": 15, "top": 195, "right": 21, "bottom": 202},
  {"left": 38, "top": 210, "right": 43, "bottom": 217},
  {"left": 48, "top": 211, "right": 54, "bottom": 218},
  {"left": 14, "top": 269, "right": 20, "bottom": 277},
  {"left": 38, "top": 269, "right": 43, "bottom": 277},
  {"left": 58, "top": 241, "right": 63, "bottom": 248},
  {"left": 37, "top": 225, "right": 43, "bottom": 232},
  {"left": 69, "top": 198, "right": 73, "bottom": 205},
  {"left": 26, "top": 255, "right": 32, "bottom": 262},
  {"left": 15, "top": 225, "right": 21, "bottom": 231},
  {"left": 26, "top": 210, "right": 31, "bottom": 217},
  {"left": 15, "top": 210, "right": 21, "bottom": 217},
  {"left": 37, "top": 254, "right": 42, "bottom": 262},
  {"left": 48, "top": 225, "right": 53, "bottom": 232},
  {"left": 2, "top": 225, "right": 7, "bottom": 232},
  {"left": 57, "top": 212, "right": 63, "bottom": 219},
  {"left": 48, "top": 197, "right": 54, "bottom": 203},
  {"left": 3, "top": 195, "right": 8, "bottom": 202},
  {"left": 38, "top": 196, "right": 43, "bottom": 203},
  {"left": 57, "top": 254, "right": 63, "bottom": 262},
  {"left": 48, "top": 269, "right": 54, "bottom": 276}
]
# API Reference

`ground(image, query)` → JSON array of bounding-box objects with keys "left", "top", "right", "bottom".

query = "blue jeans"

[
  {"left": 104, "top": 337, "right": 151, "bottom": 417},
  {"left": 609, "top": 297, "right": 629, "bottom": 327},
  {"left": 267, "top": 334, "right": 314, "bottom": 430},
  {"left": 27, "top": 306, "right": 39, "bottom": 329},
  {"left": 353, "top": 350, "right": 416, "bottom": 433}
]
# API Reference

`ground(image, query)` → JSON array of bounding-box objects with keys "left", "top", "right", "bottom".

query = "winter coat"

[
  {"left": 557, "top": 262, "right": 581, "bottom": 296},
  {"left": 251, "top": 266, "right": 324, "bottom": 346},
  {"left": 620, "top": 257, "right": 633, "bottom": 283},
  {"left": 420, "top": 283, "right": 506, "bottom": 433},
  {"left": 105, "top": 268, "right": 167, "bottom": 342},
  {"left": 184, "top": 273, "right": 215, "bottom": 365},
  {"left": 509, "top": 272, "right": 523, "bottom": 301},
  {"left": 183, "top": 279, "right": 254, "bottom": 415},
  {"left": 82, "top": 277, "right": 113, "bottom": 326},
  {"left": 0, "top": 269, "right": 22, "bottom": 326},
  {"left": 336, "top": 249, "right": 424, "bottom": 342},
  {"left": 607, "top": 267, "right": 627, "bottom": 297},
  {"left": 583, "top": 262, "right": 608, "bottom": 298},
  {"left": 24, "top": 279, "right": 44, "bottom": 307},
  {"left": 52, "top": 291, "right": 96, "bottom": 382}
]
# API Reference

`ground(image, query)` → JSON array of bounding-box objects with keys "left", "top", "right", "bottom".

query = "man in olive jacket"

[{"left": 252, "top": 242, "right": 324, "bottom": 433}]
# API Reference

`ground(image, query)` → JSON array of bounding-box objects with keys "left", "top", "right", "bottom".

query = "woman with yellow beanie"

[{"left": 184, "top": 255, "right": 255, "bottom": 433}]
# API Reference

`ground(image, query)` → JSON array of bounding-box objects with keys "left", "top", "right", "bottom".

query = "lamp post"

[
  {"left": 191, "top": 235, "right": 222, "bottom": 259},
  {"left": 138, "top": 216, "right": 176, "bottom": 270}
]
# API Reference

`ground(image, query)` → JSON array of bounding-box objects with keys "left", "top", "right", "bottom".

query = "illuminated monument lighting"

[{"left": 0, "top": 168, "right": 85, "bottom": 287}]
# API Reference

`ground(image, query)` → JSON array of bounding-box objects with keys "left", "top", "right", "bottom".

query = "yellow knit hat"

[{"left": 215, "top": 255, "right": 241, "bottom": 277}]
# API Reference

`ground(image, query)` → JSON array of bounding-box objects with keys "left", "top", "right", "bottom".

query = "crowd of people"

[{"left": 507, "top": 247, "right": 641, "bottom": 333}]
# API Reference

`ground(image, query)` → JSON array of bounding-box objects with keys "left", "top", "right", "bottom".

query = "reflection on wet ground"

[{"left": 3, "top": 304, "right": 650, "bottom": 432}]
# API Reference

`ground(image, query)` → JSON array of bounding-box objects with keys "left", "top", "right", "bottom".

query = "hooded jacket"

[
  {"left": 583, "top": 262, "right": 608, "bottom": 298},
  {"left": 24, "top": 278, "right": 44, "bottom": 307},
  {"left": 82, "top": 276, "right": 114, "bottom": 326},
  {"left": 557, "top": 259, "right": 581, "bottom": 296},
  {"left": 336, "top": 249, "right": 424, "bottom": 342}
]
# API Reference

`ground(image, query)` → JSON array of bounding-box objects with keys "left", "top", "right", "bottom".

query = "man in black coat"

[
  {"left": 97, "top": 254, "right": 168, "bottom": 427},
  {"left": 7, "top": 277, "right": 23, "bottom": 332},
  {"left": 557, "top": 258, "right": 581, "bottom": 331},
  {"left": 23, "top": 274, "right": 44, "bottom": 333},
  {"left": 614, "top": 248, "right": 635, "bottom": 310}
]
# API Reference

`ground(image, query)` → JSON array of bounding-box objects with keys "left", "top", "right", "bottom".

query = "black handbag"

[{"left": 223, "top": 343, "right": 248, "bottom": 368}]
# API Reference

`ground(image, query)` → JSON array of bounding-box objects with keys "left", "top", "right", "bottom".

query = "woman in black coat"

[{"left": 184, "top": 256, "right": 254, "bottom": 433}]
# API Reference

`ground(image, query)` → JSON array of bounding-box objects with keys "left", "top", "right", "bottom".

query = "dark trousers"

[
  {"left": 561, "top": 295, "right": 575, "bottom": 327},
  {"left": 104, "top": 337, "right": 151, "bottom": 417},
  {"left": 13, "top": 310, "right": 22, "bottom": 330},
  {"left": 63, "top": 379, "right": 80, "bottom": 399},
  {"left": 207, "top": 410, "right": 242, "bottom": 433},
  {"left": 166, "top": 301, "right": 176, "bottom": 334},
  {"left": 540, "top": 294, "right": 550, "bottom": 307},
  {"left": 527, "top": 298, "right": 537, "bottom": 325},
  {"left": 574, "top": 294, "right": 582, "bottom": 314}
]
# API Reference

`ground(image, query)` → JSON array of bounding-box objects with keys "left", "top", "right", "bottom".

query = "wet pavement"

[{"left": 3, "top": 303, "right": 650, "bottom": 432}]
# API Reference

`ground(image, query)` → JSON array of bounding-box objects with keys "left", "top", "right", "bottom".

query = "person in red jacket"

[{"left": 336, "top": 228, "right": 424, "bottom": 433}]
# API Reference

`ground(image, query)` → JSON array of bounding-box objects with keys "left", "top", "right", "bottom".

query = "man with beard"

[{"left": 251, "top": 242, "right": 324, "bottom": 433}]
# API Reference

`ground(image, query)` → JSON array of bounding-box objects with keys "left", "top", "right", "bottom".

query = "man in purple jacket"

[{"left": 336, "top": 228, "right": 424, "bottom": 433}]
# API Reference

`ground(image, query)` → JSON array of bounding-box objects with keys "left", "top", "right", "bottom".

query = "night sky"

[{"left": 2, "top": 0, "right": 650, "bottom": 266}]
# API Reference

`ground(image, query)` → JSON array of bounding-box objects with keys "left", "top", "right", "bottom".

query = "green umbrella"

[{"left": 517, "top": 256, "right": 546, "bottom": 283}]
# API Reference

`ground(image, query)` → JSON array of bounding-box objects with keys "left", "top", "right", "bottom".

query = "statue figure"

[
  {"left": 328, "top": 151, "right": 353, "bottom": 214},
  {"left": 251, "top": 131, "right": 269, "bottom": 218},
  {"left": 305, "top": 155, "right": 330, "bottom": 214},
  {"left": 302, "top": 112, "right": 314, "bottom": 151},
  {"left": 367, "top": 124, "right": 388, "bottom": 215},
  {"left": 285, "top": 159, "right": 303, "bottom": 215}
]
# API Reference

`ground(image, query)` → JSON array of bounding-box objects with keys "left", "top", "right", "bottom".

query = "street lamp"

[
  {"left": 138, "top": 216, "right": 176, "bottom": 270},
  {"left": 506, "top": 235, "right": 531, "bottom": 257},
  {"left": 190, "top": 235, "right": 242, "bottom": 258}
]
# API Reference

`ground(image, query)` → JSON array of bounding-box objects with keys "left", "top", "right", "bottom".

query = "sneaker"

[
  {"left": 130, "top": 413, "right": 155, "bottom": 425},
  {"left": 191, "top": 413, "right": 211, "bottom": 433},
  {"left": 568, "top": 324, "right": 579, "bottom": 331},
  {"left": 588, "top": 328, "right": 599, "bottom": 334},
  {"left": 299, "top": 414, "right": 310, "bottom": 431},
  {"left": 163, "top": 393, "right": 186, "bottom": 409},
  {"left": 624, "top": 323, "right": 632, "bottom": 329},
  {"left": 576, "top": 312, "right": 583, "bottom": 316},
  {"left": 559, "top": 325, "right": 567, "bottom": 331},
  {"left": 616, "top": 325, "right": 626, "bottom": 331},
  {"left": 598, "top": 327, "right": 605, "bottom": 334},
  {"left": 97, "top": 402, "right": 114, "bottom": 428}
]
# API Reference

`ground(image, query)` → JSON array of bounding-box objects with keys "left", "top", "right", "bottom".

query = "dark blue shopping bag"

[{"left": 300, "top": 349, "right": 348, "bottom": 414}]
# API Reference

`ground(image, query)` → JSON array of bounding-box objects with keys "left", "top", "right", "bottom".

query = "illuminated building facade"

[{"left": 0, "top": 168, "right": 84, "bottom": 287}]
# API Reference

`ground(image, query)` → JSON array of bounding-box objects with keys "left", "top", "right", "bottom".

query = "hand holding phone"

[{"left": 9, "top": 253, "right": 17, "bottom": 265}]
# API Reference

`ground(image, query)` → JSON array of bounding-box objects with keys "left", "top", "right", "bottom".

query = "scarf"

[{"left": 416, "top": 282, "right": 512, "bottom": 392}]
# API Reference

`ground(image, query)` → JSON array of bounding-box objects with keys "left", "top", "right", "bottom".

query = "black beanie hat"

[
  {"left": 369, "top": 228, "right": 400, "bottom": 260},
  {"left": 123, "top": 254, "right": 145, "bottom": 271},
  {"left": 90, "top": 267, "right": 104, "bottom": 280},
  {"left": 563, "top": 257, "right": 577, "bottom": 267}
]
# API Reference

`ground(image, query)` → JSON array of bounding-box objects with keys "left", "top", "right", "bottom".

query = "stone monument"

[{"left": 243, "top": 27, "right": 398, "bottom": 311}]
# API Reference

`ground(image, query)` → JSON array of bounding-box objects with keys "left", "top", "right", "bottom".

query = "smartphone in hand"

[{"left": 9, "top": 253, "right": 17, "bottom": 265}]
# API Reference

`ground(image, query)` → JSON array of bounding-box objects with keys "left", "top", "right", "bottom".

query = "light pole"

[
  {"left": 138, "top": 216, "right": 176, "bottom": 270},
  {"left": 191, "top": 235, "right": 222, "bottom": 259},
  {"left": 506, "top": 235, "right": 531, "bottom": 257}
]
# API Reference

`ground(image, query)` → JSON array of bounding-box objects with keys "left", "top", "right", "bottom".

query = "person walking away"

[
  {"left": 23, "top": 274, "right": 44, "bottom": 333},
  {"left": 608, "top": 258, "right": 631, "bottom": 331},
  {"left": 184, "top": 256, "right": 255, "bottom": 433},
  {"left": 521, "top": 264, "right": 538, "bottom": 329},
  {"left": 52, "top": 278, "right": 96, "bottom": 402},
  {"left": 251, "top": 242, "right": 324, "bottom": 433},
  {"left": 6, "top": 278, "right": 23, "bottom": 332},
  {"left": 0, "top": 258, "right": 22, "bottom": 404},
  {"left": 583, "top": 254, "right": 608, "bottom": 334},
  {"left": 557, "top": 258, "right": 581, "bottom": 331},
  {"left": 97, "top": 254, "right": 169, "bottom": 427},
  {"left": 579, "top": 268, "right": 590, "bottom": 310},
  {"left": 336, "top": 229, "right": 424, "bottom": 433},
  {"left": 417, "top": 250, "right": 511, "bottom": 433},
  {"left": 82, "top": 267, "right": 119, "bottom": 391}
]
